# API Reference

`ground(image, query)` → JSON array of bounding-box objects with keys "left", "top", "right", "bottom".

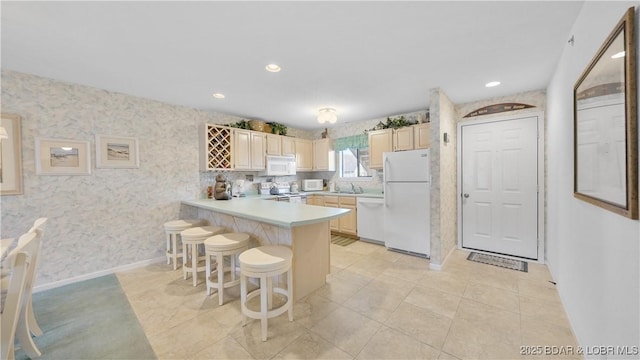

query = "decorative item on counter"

[
  {"left": 214, "top": 174, "right": 231, "bottom": 200},
  {"left": 269, "top": 183, "right": 280, "bottom": 195},
  {"left": 290, "top": 181, "right": 299, "bottom": 193},
  {"left": 207, "top": 186, "right": 214, "bottom": 199},
  {"left": 321, "top": 128, "right": 328, "bottom": 139}
]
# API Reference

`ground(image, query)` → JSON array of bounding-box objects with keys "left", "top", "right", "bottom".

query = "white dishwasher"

[{"left": 356, "top": 197, "right": 385, "bottom": 245}]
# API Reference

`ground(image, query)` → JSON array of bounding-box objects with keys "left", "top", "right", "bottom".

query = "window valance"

[{"left": 333, "top": 134, "right": 368, "bottom": 152}]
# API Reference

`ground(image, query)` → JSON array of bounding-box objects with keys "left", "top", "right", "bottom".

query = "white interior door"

[{"left": 461, "top": 116, "right": 539, "bottom": 259}]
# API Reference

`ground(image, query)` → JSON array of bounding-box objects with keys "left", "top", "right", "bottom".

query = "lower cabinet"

[{"left": 322, "top": 195, "right": 357, "bottom": 236}]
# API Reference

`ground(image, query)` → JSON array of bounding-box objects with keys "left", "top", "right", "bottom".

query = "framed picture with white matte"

[
  {"left": 35, "top": 138, "right": 91, "bottom": 175},
  {"left": 95, "top": 135, "right": 139, "bottom": 169}
]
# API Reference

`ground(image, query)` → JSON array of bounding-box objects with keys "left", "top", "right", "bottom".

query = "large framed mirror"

[{"left": 574, "top": 7, "right": 638, "bottom": 219}]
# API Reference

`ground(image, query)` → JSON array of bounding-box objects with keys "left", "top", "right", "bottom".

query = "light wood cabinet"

[
  {"left": 295, "top": 138, "right": 313, "bottom": 171},
  {"left": 266, "top": 134, "right": 282, "bottom": 155},
  {"left": 394, "top": 126, "right": 414, "bottom": 151},
  {"left": 282, "top": 137, "right": 295, "bottom": 156},
  {"left": 233, "top": 129, "right": 266, "bottom": 170},
  {"left": 307, "top": 195, "right": 324, "bottom": 206},
  {"left": 200, "top": 124, "right": 233, "bottom": 171},
  {"left": 413, "top": 123, "right": 431, "bottom": 149},
  {"left": 323, "top": 196, "right": 340, "bottom": 231},
  {"left": 233, "top": 129, "right": 252, "bottom": 170},
  {"left": 338, "top": 197, "right": 357, "bottom": 236},
  {"left": 250, "top": 132, "right": 266, "bottom": 170},
  {"left": 313, "top": 139, "right": 335, "bottom": 171},
  {"left": 368, "top": 129, "right": 393, "bottom": 169}
]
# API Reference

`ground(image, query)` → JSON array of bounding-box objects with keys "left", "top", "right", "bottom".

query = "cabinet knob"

[{"left": 463, "top": 193, "right": 470, "bottom": 198}]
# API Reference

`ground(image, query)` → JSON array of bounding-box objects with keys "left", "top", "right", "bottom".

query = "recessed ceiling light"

[
  {"left": 212, "top": 93, "right": 225, "bottom": 99},
  {"left": 265, "top": 64, "right": 281, "bottom": 72},
  {"left": 612, "top": 51, "right": 625, "bottom": 59},
  {"left": 485, "top": 81, "right": 501, "bottom": 88}
]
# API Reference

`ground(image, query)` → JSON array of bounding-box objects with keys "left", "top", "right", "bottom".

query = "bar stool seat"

[
  {"left": 204, "top": 233, "right": 250, "bottom": 305},
  {"left": 181, "top": 225, "right": 225, "bottom": 286},
  {"left": 239, "top": 245, "right": 293, "bottom": 341},
  {"left": 164, "top": 219, "right": 204, "bottom": 270}
]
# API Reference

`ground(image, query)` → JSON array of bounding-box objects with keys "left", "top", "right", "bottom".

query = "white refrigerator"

[{"left": 383, "top": 149, "right": 431, "bottom": 257}]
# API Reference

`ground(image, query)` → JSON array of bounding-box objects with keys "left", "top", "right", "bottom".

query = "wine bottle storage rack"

[{"left": 204, "top": 124, "right": 232, "bottom": 170}]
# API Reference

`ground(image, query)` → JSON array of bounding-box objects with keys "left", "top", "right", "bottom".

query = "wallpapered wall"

[{"left": 0, "top": 70, "right": 315, "bottom": 286}]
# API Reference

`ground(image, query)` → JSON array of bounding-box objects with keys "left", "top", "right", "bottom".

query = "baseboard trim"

[
  {"left": 428, "top": 246, "right": 457, "bottom": 271},
  {"left": 33, "top": 257, "right": 166, "bottom": 293}
]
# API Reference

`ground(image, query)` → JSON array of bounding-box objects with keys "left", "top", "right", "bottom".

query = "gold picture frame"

[
  {"left": 0, "top": 113, "right": 23, "bottom": 195},
  {"left": 574, "top": 7, "right": 638, "bottom": 219},
  {"left": 95, "top": 135, "right": 139, "bottom": 169},
  {"left": 35, "top": 138, "right": 91, "bottom": 175}
]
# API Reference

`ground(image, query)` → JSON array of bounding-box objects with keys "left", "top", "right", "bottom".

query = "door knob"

[{"left": 463, "top": 193, "right": 470, "bottom": 198}]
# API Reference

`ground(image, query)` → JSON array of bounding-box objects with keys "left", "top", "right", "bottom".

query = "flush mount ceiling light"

[
  {"left": 612, "top": 51, "right": 625, "bottom": 59},
  {"left": 265, "top": 64, "right": 281, "bottom": 72},
  {"left": 485, "top": 81, "right": 501, "bottom": 88},
  {"left": 212, "top": 93, "right": 225, "bottom": 99},
  {"left": 317, "top": 108, "right": 337, "bottom": 124}
]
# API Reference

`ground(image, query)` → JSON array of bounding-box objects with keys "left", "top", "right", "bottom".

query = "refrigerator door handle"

[{"left": 384, "top": 183, "right": 389, "bottom": 208}]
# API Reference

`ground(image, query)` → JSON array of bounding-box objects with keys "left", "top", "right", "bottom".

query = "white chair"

[
  {"left": 239, "top": 246, "right": 293, "bottom": 341},
  {"left": 24, "top": 217, "right": 47, "bottom": 338},
  {"left": 0, "top": 251, "right": 31, "bottom": 360},
  {"left": 164, "top": 219, "right": 205, "bottom": 270},
  {"left": 181, "top": 226, "right": 225, "bottom": 286},
  {"left": 204, "top": 233, "right": 250, "bottom": 305}
]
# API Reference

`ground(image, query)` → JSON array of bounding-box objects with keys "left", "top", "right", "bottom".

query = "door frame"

[{"left": 456, "top": 111, "right": 545, "bottom": 263}]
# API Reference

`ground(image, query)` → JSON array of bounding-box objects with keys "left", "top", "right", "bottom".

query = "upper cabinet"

[
  {"left": 368, "top": 129, "right": 393, "bottom": 169},
  {"left": 250, "top": 132, "right": 266, "bottom": 170},
  {"left": 281, "top": 136, "right": 296, "bottom": 156},
  {"left": 234, "top": 129, "right": 266, "bottom": 170},
  {"left": 393, "top": 126, "right": 414, "bottom": 151},
  {"left": 368, "top": 123, "right": 431, "bottom": 169},
  {"left": 413, "top": 123, "right": 431, "bottom": 149},
  {"left": 295, "top": 138, "right": 313, "bottom": 171},
  {"left": 266, "top": 134, "right": 282, "bottom": 155},
  {"left": 313, "top": 138, "right": 335, "bottom": 171}
]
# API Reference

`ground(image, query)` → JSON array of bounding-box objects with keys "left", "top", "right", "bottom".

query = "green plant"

[
  {"left": 228, "top": 120, "right": 251, "bottom": 129},
  {"left": 268, "top": 122, "right": 288, "bottom": 136},
  {"left": 365, "top": 116, "right": 417, "bottom": 133}
]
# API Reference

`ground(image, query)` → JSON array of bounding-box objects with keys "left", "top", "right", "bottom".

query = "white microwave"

[
  {"left": 302, "top": 179, "right": 323, "bottom": 191},
  {"left": 261, "top": 155, "right": 296, "bottom": 176}
]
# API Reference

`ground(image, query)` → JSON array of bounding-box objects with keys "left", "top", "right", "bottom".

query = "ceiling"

[{"left": 1, "top": 1, "right": 584, "bottom": 130}]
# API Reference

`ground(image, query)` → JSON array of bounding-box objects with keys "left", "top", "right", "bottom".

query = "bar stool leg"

[
  {"left": 217, "top": 253, "right": 224, "bottom": 305},
  {"left": 241, "top": 274, "right": 248, "bottom": 326},
  {"left": 205, "top": 251, "right": 212, "bottom": 295},
  {"left": 166, "top": 232, "right": 172, "bottom": 265},
  {"left": 192, "top": 243, "right": 198, "bottom": 286},
  {"left": 267, "top": 277, "right": 273, "bottom": 310},
  {"left": 287, "top": 269, "right": 294, "bottom": 321},
  {"left": 260, "top": 274, "right": 268, "bottom": 341},
  {"left": 182, "top": 242, "right": 188, "bottom": 280},
  {"left": 172, "top": 234, "right": 180, "bottom": 270}
]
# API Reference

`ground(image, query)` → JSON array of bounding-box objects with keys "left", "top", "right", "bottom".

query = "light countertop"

[
  {"left": 303, "top": 191, "right": 384, "bottom": 198},
  {"left": 182, "top": 196, "right": 350, "bottom": 228}
]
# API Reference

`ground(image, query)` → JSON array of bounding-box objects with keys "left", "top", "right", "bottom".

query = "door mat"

[
  {"left": 331, "top": 235, "right": 357, "bottom": 247},
  {"left": 467, "top": 252, "right": 528, "bottom": 272}
]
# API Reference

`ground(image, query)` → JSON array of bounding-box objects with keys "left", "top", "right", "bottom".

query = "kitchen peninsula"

[{"left": 181, "top": 197, "right": 350, "bottom": 301}]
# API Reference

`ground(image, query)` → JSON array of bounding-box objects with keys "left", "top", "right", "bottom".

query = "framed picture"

[
  {"left": 35, "top": 138, "right": 91, "bottom": 175},
  {"left": 574, "top": 7, "right": 638, "bottom": 219},
  {"left": 95, "top": 135, "right": 139, "bottom": 169},
  {"left": 1, "top": 113, "right": 23, "bottom": 195}
]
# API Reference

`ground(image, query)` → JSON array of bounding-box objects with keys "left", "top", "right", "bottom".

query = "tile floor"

[{"left": 116, "top": 241, "right": 581, "bottom": 360}]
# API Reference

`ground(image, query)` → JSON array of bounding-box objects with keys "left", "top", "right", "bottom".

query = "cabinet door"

[
  {"left": 338, "top": 197, "right": 357, "bottom": 235},
  {"left": 413, "top": 123, "right": 431, "bottom": 149},
  {"left": 266, "top": 134, "right": 282, "bottom": 155},
  {"left": 251, "top": 132, "right": 266, "bottom": 170},
  {"left": 282, "top": 137, "right": 295, "bottom": 156},
  {"left": 234, "top": 130, "right": 252, "bottom": 170},
  {"left": 323, "top": 196, "right": 340, "bottom": 231},
  {"left": 313, "top": 139, "right": 335, "bottom": 171},
  {"left": 295, "top": 139, "right": 313, "bottom": 171},
  {"left": 368, "top": 129, "right": 393, "bottom": 169},
  {"left": 394, "top": 127, "right": 414, "bottom": 151}
]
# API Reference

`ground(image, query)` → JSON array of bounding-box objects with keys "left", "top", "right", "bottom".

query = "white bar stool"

[
  {"left": 204, "top": 233, "right": 250, "bottom": 305},
  {"left": 181, "top": 226, "right": 225, "bottom": 286},
  {"left": 164, "top": 219, "right": 205, "bottom": 270},
  {"left": 239, "top": 246, "right": 293, "bottom": 341}
]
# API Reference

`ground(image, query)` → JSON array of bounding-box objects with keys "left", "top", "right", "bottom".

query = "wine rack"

[{"left": 203, "top": 124, "right": 233, "bottom": 170}]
